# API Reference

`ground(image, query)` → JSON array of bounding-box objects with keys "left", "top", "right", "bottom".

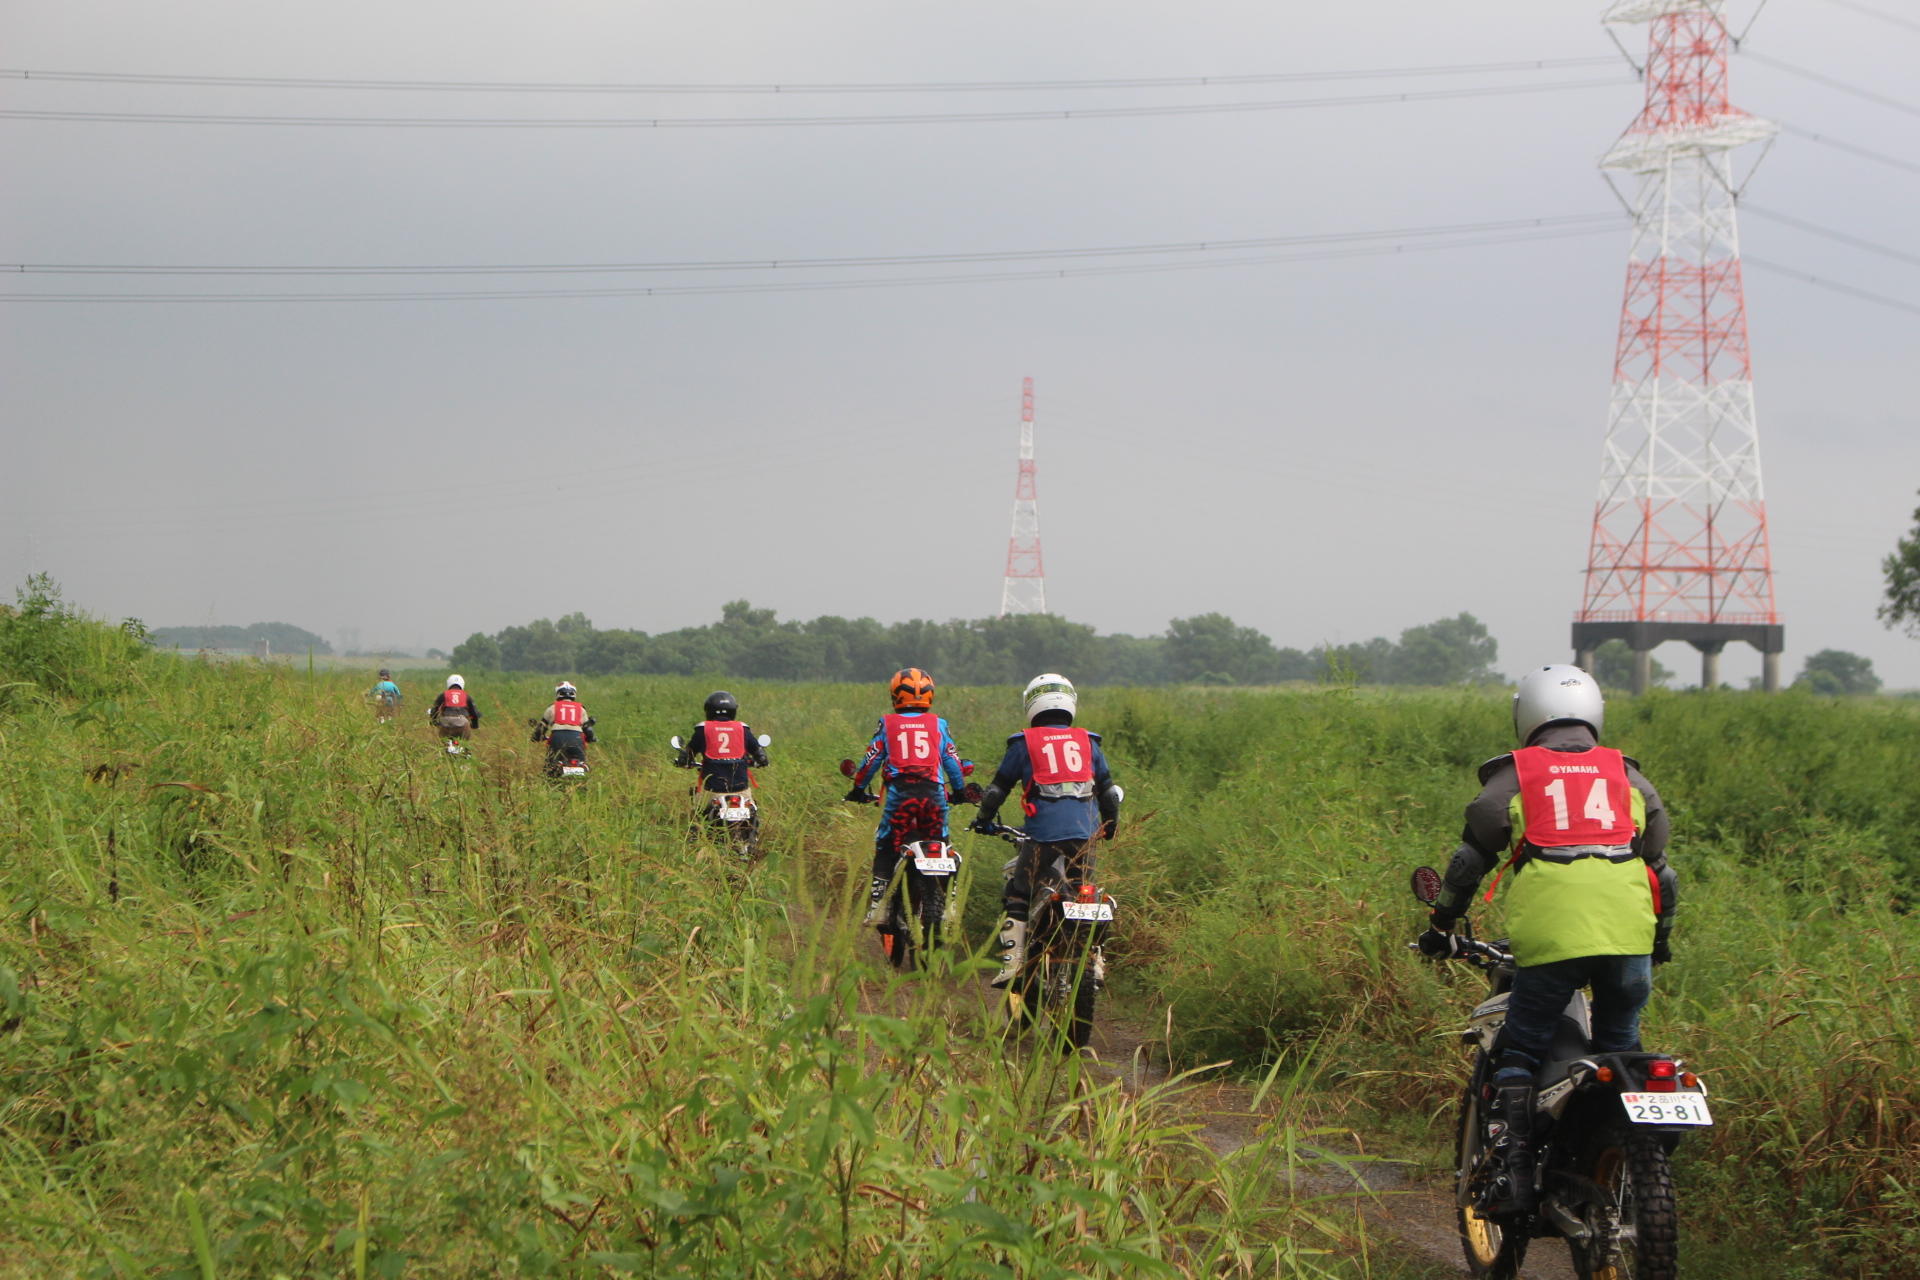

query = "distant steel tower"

[
  {"left": 999, "top": 377, "right": 1048, "bottom": 616},
  {"left": 1572, "top": 0, "right": 1783, "bottom": 692}
]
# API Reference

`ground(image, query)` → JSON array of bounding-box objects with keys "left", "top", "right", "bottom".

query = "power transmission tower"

[
  {"left": 999, "top": 377, "right": 1047, "bottom": 616},
  {"left": 1572, "top": 0, "right": 1784, "bottom": 693}
]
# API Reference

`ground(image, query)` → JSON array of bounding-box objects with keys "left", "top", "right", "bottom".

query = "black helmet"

[
  {"left": 704, "top": 690, "right": 738, "bottom": 720},
  {"left": 378, "top": 668, "right": 391, "bottom": 678}
]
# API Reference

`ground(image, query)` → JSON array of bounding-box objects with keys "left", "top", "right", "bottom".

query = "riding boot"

[
  {"left": 861, "top": 876, "right": 889, "bottom": 927},
  {"left": 989, "top": 918, "right": 1029, "bottom": 988},
  {"left": 1487, "top": 1078, "right": 1539, "bottom": 1213}
]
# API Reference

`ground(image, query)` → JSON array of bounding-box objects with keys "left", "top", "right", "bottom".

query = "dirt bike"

[
  {"left": 672, "top": 733, "right": 771, "bottom": 859},
  {"left": 529, "top": 718, "right": 592, "bottom": 780},
  {"left": 1410, "top": 865, "right": 1710, "bottom": 1280},
  {"left": 979, "top": 819, "right": 1118, "bottom": 1052},
  {"left": 840, "top": 758, "right": 978, "bottom": 971}
]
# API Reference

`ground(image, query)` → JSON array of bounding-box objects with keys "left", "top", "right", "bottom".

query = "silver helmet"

[
  {"left": 1022, "top": 672, "right": 1077, "bottom": 724},
  {"left": 555, "top": 681, "right": 577, "bottom": 700},
  {"left": 1513, "top": 664, "right": 1604, "bottom": 744}
]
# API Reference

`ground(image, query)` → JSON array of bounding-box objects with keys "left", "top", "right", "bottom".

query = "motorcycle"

[
  {"left": 529, "top": 717, "right": 592, "bottom": 780},
  {"left": 1410, "top": 864, "right": 1710, "bottom": 1280},
  {"left": 978, "top": 816, "right": 1119, "bottom": 1053},
  {"left": 672, "top": 733, "right": 772, "bottom": 859},
  {"left": 840, "top": 758, "right": 978, "bottom": 971}
]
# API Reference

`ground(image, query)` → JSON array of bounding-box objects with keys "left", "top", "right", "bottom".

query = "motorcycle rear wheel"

[
  {"left": 1572, "top": 1133, "right": 1679, "bottom": 1280},
  {"left": 1455, "top": 1075, "right": 1529, "bottom": 1279}
]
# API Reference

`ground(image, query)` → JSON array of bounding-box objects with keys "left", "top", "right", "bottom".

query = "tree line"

[{"left": 447, "top": 602, "right": 1504, "bottom": 687}]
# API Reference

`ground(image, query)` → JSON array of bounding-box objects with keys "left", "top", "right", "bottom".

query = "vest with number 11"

[
  {"left": 1512, "top": 745, "right": 1634, "bottom": 848},
  {"left": 702, "top": 720, "right": 746, "bottom": 761},
  {"left": 550, "top": 701, "right": 586, "bottom": 729}
]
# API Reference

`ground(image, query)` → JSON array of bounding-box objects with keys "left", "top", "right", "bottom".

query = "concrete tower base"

[{"left": 1571, "top": 621, "right": 1785, "bottom": 695}]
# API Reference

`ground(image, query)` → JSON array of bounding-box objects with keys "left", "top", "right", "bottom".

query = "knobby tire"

[{"left": 1573, "top": 1132, "right": 1679, "bottom": 1280}]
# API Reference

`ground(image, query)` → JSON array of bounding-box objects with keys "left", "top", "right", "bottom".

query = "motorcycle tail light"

[
  {"left": 1644, "top": 1058, "right": 1678, "bottom": 1093},
  {"left": 1077, "top": 884, "right": 1098, "bottom": 903}
]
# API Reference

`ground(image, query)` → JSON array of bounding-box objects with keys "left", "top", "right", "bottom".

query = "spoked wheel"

[
  {"left": 1455, "top": 1072, "right": 1529, "bottom": 1279},
  {"left": 1571, "top": 1133, "right": 1679, "bottom": 1280},
  {"left": 1036, "top": 950, "right": 1095, "bottom": 1053}
]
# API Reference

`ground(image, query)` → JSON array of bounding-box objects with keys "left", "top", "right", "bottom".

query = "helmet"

[
  {"left": 1023, "top": 672, "right": 1077, "bottom": 724},
  {"left": 889, "top": 667, "right": 935, "bottom": 711},
  {"left": 1513, "top": 664, "right": 1604, "bottom": 744},
  {"left": 446, "top": 674, "right": 465, "bottom": 689},
  {"left": 378, "top": 668, "right": 391, "bottom": 678},
  {"left": 555, "top": 681, "right": 578, "bottom": 700},
  {"left": 703, "top": 690, "right": 738, "bottom": 720}
]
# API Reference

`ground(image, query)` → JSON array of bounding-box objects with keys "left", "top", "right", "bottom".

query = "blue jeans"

[{"left": 1499, "top": 954, "right": 1653, "bottom": 1071}]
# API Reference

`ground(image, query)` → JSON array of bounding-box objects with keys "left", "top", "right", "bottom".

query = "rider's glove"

[
  {"left": 844, "top": 786, "right": 873, "bottom": 805},
  {"left": 1650, "top": 936, "right": 1673, "bottom": 965},
  {"left": 1417, "top": 927, "right": 1459, "bottom": 960},
  {"left": 674, "top": 752, "right": 693, "bottom": 769},
  {"left": 968, "top": 815, "right": 996, "bottom": 835},
  {"left": 1427, "top": 907, "right": 1461, "bottom": 934}
]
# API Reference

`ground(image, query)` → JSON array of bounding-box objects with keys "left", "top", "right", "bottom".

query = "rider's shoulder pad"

[
  {"left": 1005, "top": 730, "right": 1025, "bottom": 744},
  {"left": 1621, "top": 753, "right": 1643, "bottom": 771},
  {"left": 1476, "top": 752, "right": 1516, "bottom": 785}
]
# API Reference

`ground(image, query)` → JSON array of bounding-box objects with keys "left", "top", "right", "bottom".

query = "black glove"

[
  {"left": 844, "top": 786, "right": 873, "bottom": 805},
  {"left": 1427, "top": 907, "right": 1460, "bottom": 934},
  {"left": 752, "top": 754, "right": 769, "bottom": 769},
  {"left": 968, "top": 814, "right": 997, "bottom": 835},
  {"left": 1651, "top": 936, "right": 1673, "bottom": 965},
  {"left": 1099, "top": 819, "right": 1117, "bottom": 841},
  {"left": 1417, "top": 928, "right": 1458, "bottom": 960},
  {"left": 674, "top": 752, "right": 693, "bottom": 769}
]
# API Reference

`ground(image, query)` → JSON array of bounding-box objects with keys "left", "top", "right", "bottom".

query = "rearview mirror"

[
  {"left": 838, "top": 758, "right": 856, "bottom": 778},
  {"left": 670, "top": 736, "right": 684, "bottom": 750},
  {"left": 757, "top": 734, "right": 771, "bottom": 748},
  {"left": 1411, "top": 866, "right": 1444, "bottom": 906}
]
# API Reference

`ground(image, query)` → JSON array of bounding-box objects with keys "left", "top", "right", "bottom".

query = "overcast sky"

[{"left": 4, "top": 0, "right": 1917, "bottom": 686}]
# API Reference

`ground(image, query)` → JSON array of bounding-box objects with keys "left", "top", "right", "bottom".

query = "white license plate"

[
  {"left": 561, "top": 765, "right": 587, "bottom": 776},
  {"left": 1060, "top": 902, "right": 1113, "bottom": 922},
  {"left": 913, "top": 855, "right": 958, "bottom": 874},
  {"left": 1620, "top": 1092, "right": 1713, "bottom": 1126}
]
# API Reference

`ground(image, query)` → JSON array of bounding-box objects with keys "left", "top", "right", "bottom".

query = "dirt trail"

[{"left": 1082, "top": 1014, "right": 1577, "bottom": 1280}]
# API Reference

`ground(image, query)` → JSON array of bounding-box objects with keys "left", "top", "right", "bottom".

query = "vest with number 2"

[
  {"left": 1503, "top": 745, "right": 1655, "bottom": 967},
  {"left": 1023, "top": 726, "right": 1095, "bottom": 802},
  {"left": 702, "top": 720, "right": 746, "bottom": 761}
]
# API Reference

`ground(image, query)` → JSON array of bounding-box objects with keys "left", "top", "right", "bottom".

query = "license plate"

[
  {"left": 561, "top": 765, "right": 587, "bottom": 776},
  {"left": 718, "top": 807, "right": 753, "bottom": 822},
  {"left": 1060, "top": 902, "right": 1113, "bottom": 922},
  {"left": 1620, "top": 1092, "right": 1713, "bottom": 1126},
  {"left": 913, "top": 855, "right": 958, "bottom": 874}
]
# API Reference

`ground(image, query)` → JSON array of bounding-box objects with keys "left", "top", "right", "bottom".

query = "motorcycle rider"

[
  {"left": 675, "top": 690, "right": 770, "bottom": 792},
  {"left": 846, "top": 668, "right": 971, "bottom": 926},
  {"left": 1418, "top": 663, "right": 1676, "bottom": 1213},
  {"left": 427, "top": 674, "right": 482, "bottom": 745},
  {"left": 970, "top": 673, "right": 1122, "bottom": 988},
  {"left": 369, "top": 669, "right": 402, "bottom": 722},
  {"left": 533, "top": 681, "right": 595, "bottom": 774}
]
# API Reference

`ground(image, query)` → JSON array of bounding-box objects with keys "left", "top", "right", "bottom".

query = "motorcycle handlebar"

[{"left": 1410, "top": 935, "right": 1512, "bottom": 966}]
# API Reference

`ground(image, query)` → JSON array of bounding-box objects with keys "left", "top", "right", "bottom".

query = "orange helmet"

[{"left": 889, "top": 667, "right": 935, "bottom": 711}]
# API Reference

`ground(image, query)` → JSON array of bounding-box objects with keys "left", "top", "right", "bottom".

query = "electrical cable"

[
  {"left": 0, "top": 56, "right": 1621, "bottom": 95},
  {"left": 1777, "top": 122, "right": 1920, "bottom": 178},
  {"left": 1822, "top": 0, "right": 1920, "bottom": 36},
  {"left": 1744, "top": 255, "right": 1920, "bottom": 318},
  {"left": 0, "top": 213, "right": 1624, "bottom": 277},
  {"left": 0, "top": 224, "right": 1620, "bottom": 303},
  {"left": 1742, "top": 49, "right": 1920, "bottom": 120},
  {"left": 0, "top": 75, "right": 1631, "bottom": 128},
  {"left": 1741, "top": 204, "right": 1920, "bottom": 270}
]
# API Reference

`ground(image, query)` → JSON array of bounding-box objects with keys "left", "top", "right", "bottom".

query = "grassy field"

[{"left": 2, "top": 608, "right": 1916, "bottom": 1277}]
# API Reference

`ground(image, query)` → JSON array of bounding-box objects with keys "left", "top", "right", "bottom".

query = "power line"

[
  {"left": 1777, "top": 121, "right": 1920, "bottom": 178},
  {"left": 1745, "top": 255, "right": 1920, "bottom": 318},
  {"left": 0, "top": 213, "right": 1623, "bottom": 277},
  {"left": 1823, "top": 0, "right": 1920, "bottom": 36},
  {"left": 0, "top": 57, "right": 1620, "bottom": 96},
  {"left": 0, "top": 223, "right": 1619, "bottom": 303},
  {"left": 0, "top": 76, "right": 1630, "bottom": 128},
  {"left": 1742, "top": 204, "right": 1920, "bottom": 270},
  {"left": 1743, "top": 49, "right": 1920, "bottom": 120}
]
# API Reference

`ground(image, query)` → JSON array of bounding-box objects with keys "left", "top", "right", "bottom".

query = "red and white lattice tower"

[
  {"left": 1572, "top": 0, "right": 1784, "bottom": 692},
  {"left": 999, "top": 377, "right": 1048, "bottom": 616}
]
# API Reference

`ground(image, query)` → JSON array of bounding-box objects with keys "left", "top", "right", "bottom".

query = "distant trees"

[
  {"left": 1880, "top": 492, "right": 1920, "bottom": 637},
  {"left": 1794, "top": 649, "right": 1882, "bottom": 696},
  {"left": 148, "top": 621, "right": 332, "bottom": 654},
  {"left": 443, "top": 604, "right": 1506, "bottom": 689}
]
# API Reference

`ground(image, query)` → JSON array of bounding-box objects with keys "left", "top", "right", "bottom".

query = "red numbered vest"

[
  {"left": 443, "top": 689, "right": 469, "bottom": 710},
  {"left": 702, "top": 720, "right": 746, "bottom": 761},
  {"left": 1512, "top": 746, "right": 1635, "bottom": 848},
  {"left": 549, "top": 700, "right": 586, "bottom": 729},
  {"left": 1024, "top": 726, "right": 1094, "bottom": 796},
  {"left": 882, "top": 713, "right": 942, "bottom": 781}
]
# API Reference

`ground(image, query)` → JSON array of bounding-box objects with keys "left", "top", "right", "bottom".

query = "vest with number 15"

[{"left": 882, "top": 713, "right": 941, "bottom": 781}]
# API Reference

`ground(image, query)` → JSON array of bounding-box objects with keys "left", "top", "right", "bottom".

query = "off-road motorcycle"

[
  {"left": 1410, "top": 865, "right": 1710, "bottom": 1280},
  {"left": 840, "top": 758, "right": 978, "bottom": 970},
  {"left": 529, "top": 718, "right": 591, "bottom": 780},
  {"left": 980, "top": 819, "right": 1119, "bottom": 1052},
  {"left": 672, "top": 733, "right": 772, "bottom": 859}
]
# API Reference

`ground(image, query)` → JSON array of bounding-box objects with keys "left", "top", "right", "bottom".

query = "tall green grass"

[{"left": 1, "top": 643, "right": 1426, "bottom": 1278}]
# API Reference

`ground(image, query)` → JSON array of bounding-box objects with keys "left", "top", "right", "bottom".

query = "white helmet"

[
  {"left": 446, "top": 674, "right": 465, "bottom": 689},
  {"left": 1513, "top": 664, "right": 1604, "bottom": 744},
  {"left": 1023, "top": 672, "right": 1077, "bottom": 724},
  {"left": 555, "top": 681, "right": 577, "bottom": 699}
]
